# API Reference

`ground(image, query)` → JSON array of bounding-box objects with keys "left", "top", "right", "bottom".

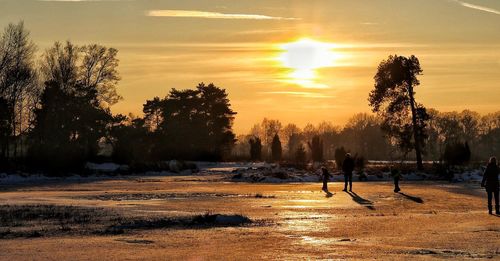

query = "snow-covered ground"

[
  {"left": 0, "top": 172, "right": 109, "bottom": 184},
  {"left": 196, "top": 162, "right": 485, "bottom": 184},
  {"left": 0, "top": 161, "right": 486, "bottom": 184},
  {"left": 1, "top": 175, "right": 498, "bottom": 260}
]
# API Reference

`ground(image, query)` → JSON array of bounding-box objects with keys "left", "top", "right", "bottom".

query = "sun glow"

[{"left": 278, "top": 38, "right": 341, "bottom": 88}]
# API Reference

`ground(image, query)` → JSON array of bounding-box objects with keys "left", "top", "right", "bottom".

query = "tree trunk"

[
  {"left": 11, "top": 100, "right": 18, "bottom": 159},
  {"left": 408, "top": 84, "right": 424, "bottom": 171}
]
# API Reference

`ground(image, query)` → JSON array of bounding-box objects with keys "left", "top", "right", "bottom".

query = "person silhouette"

[
  {"left": 391, "top": 168, "right": 401, "bottom": 193},
  {"left": 321, "top": 167, "right": 332, "bottom": 192},
  {"left": 481, "top": 156, "right": 499, "bottom": 215},
  {"left": 342, "top": 153, "right": 355, "bottom": 192}
]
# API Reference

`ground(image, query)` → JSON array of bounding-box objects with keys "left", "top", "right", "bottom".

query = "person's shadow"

[
  {"left": 347, "top": 191, "right": 375, "bottom": 210},
  {"left": 323, "top": 189, "right": 334, "bottom": 198},
  {"left": 398, "top": 192, "right": 424, "bottom": 203}
]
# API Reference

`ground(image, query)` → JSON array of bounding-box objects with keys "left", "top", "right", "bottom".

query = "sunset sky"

[{"left": 1, "top": 0, "right": 499, "bottom": 133}]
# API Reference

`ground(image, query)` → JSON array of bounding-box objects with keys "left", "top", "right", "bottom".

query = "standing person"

[
  {"left": 481, "top": 157, "right": 499, "bottom": 215},
  {"left": 391, "top": 168, "right": 401, "bottom": 193},
  {"left": 321, "top": 167, "right": 332, "bottom": 192},
  {"left": 342, "top": 153, "right": 355, "bottom": 192}
]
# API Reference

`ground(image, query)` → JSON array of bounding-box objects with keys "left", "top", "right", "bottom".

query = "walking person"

[
  {"left": 342, "top": 153, "right": 355, "bottom": 192},
  {"left": 391, "top": 168, "right": 401, "bottom": 193},
  {"left": 481, "top": 156, "right": 499, "bottom": 215},
  {"left": 321, "top": 167, "right": 332, "bottom": 192}
]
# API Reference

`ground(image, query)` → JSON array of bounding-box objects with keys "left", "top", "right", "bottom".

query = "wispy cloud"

[
  {"left": 360, "top": 22, "right": 378, "bottom": 26},
  {"left": 260, "top": 91, "right": 333, "bottom": 98},
  {"left": 146, "top": 10, "right": 298, "bottom": 20},
  {"left": 38, "top": 0, "right": 130, "bottom": 1},
  {"left": 452, "top": 0, "right": 500, "bottom": 15}
]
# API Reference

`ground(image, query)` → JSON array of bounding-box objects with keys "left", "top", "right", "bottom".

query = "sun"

[{"left": 278, "top": 38, "right": 340, "bottom": 88}]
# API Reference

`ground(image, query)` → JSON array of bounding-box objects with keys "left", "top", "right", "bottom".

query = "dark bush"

[
  {"left": 249, "top": 137, "right": 262, "bottom": 161},
  {"left": 443, "top": 141, "right": 471, "bottom": 166},
  {"left": 308, "top": 135, "right": 323, "bottom": 162},
  {"left": 354, "top": 155, "right": 366, "bottom": 171},
  {"left": 295, "top": 144, "right": 307, "bottom": 167},
  {"left": 271, "top": 134, "right": 282, "bottom": 162}
]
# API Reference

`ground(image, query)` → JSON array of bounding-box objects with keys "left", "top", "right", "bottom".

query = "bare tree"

[
  {"left": 261, "top": 118, "right": 282, "bottom": 147},
  {"left": 281, "top": 123, "right": 300, "bottom": 153},
  {"left": 80, "top": 44, "right": 121, "bottom": 106},
  {"left": 40, "top": 41, "right": 79, "bottom": 91},
  {"left": 41, "top": 41, "right": 121, "bottom": 107},
  {"left": 0, "top": 21, "right": 38, "bottom": 157}
]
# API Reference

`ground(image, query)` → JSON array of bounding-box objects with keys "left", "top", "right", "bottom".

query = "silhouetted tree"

[
  {"left": 425, "top": 108, "right": 442, "bottom": 160},
  {"left": 287, "top": 133, "right": 302, "bottom": 160},
  {"left": 41, "top": 41, "right": 121, "bottom": 107},
  {"left": 281, "top": 123, "right": 300, "bottom": 152},
  {"left": 261, "top": 118, "right": 282, "bottom": 147},
  {"left": 342, "top": 113, "right": 391, "bottom": 160},
  {"left": 443, "top": 141, "right": 471, "bottom": 166},
  {"left": 423, "top": 109, "right": 488, "bottom": 161},
  {"left": 40, "top": 41, "right": 78, "bottom": 90},
  {"left": 303, "top": 123, "right": 316, "bottom": 142},
  {"left": 80, "top": 44, "right": 121, "bottom": 106},
  {"left": 231, "top": 134, "right": 251, "bottom": 160},
  {"left": 259, "top": 118, "right": 282, "bottom": 158},
  {"left": 29, "top": 81, "right": 112, "bottom": 171},
  {"left": 143, "top": 97, "right": 163, "bottom": 131},
  {"left": 435, "top": 112, "right": 462, "bottom": 145},
  {"left": 317, "top": 121, "right": 341, "bottom": 160},
  {"left": 369, "top": 55, "right": 429, "bottom": 170},
  {"left": 146, "top": 83, "right": 236, "bottom": 161},
  {"left": 0, "top": 98, "right": 13, "bottom": 161},
  {"left": 0, "top": 21, "right": 38, "bottom": 158},
  {"left": 295, "top": 144, "right": 306, "bottom": 166},
  {"left": 478, "top": 112, "right": 500, "bottom": 159},
  {"left": 26, "top": 40, "right": 121, "bottom": 170},
  {"left": 460, "top": 110, "right": 480, "bottom": 143},
  {"left": 464, "top": 142, "right": 471, "bottom": 162},
  {"left": 249, "top": 137, "right": 262, "bottom": 161},
  {"left": 308, "top": 135, "right": 323, "bottom": 162},
  {"left": 109, "top": 114, "right": 151, "bottom": 164},
  {"left": 354, "top": 154, "right": 366, "bottom": 171},
  {"left": 271, "top": 134, "right": 282, "bottom": 162}
]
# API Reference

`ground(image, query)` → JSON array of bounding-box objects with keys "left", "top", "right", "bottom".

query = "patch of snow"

[
  {"left": 85, "top": 162, "right": 124, "bottom": 172},
  {"left": 142, "top": 171, "right": 177, "bottom": 176},
  {"left": 368, "top": 160, "right": 438, "bottom": 164},
  {"left": 0, "top": 173, "right": 83, "bottom": 184},
  {"left": 196, "top": 161, "right": 273, "bottom": 173},
  {"left": 452, "top": 169, "right": 483, "bottom": 182},
  {"left": 168, "top": 160, "right": 183, "bottom": 173}
]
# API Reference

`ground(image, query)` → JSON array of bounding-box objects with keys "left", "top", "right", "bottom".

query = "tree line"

[
  {"left": 0, "top": 22, "right": 236, "bottom": 172},
  {"left": 235, "top": 109, "right": 499, "bottom": 166}
]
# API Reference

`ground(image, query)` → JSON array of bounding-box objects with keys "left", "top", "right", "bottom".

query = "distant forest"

[
  {"left": 234, "top": 110, "right": 500, "bottom": 164},
  {"left": 0, "top": 22, "right": 499, "bottom": 173}
]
